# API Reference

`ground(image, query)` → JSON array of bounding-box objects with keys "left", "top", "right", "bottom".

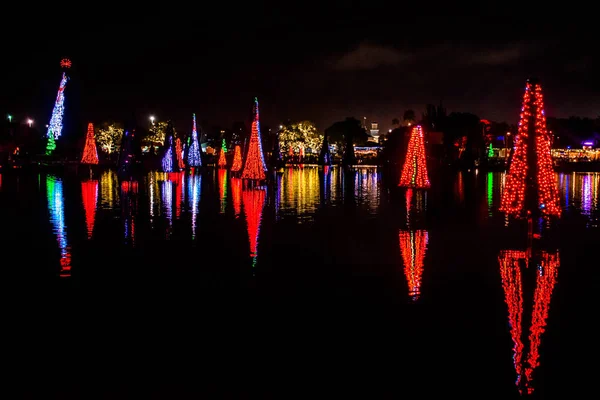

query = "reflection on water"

[
  {"left": 400, "top": 188, "right": 429, "bottom": 301},
  {"left": 399, "top": 230, "right": 428, "bottom": 301},
  {"left": 187, "top": 173, "right": 202, "bottom": 239},
  {"left": 276, "top": 166, "right": 378, "bottom": 220},
  {"left": 278, "top": 166, "right": 319, "bottom": 221},
  {"left": 4, "top": 167, "right": 599, "bottom": 396},
  {"left": 219, "top": 169, "right": 228, "bottom": 214},
  {"left": 243, "top": 186, "right": 266, "bottom": 268},
  {"left": 173, "top": 172, "right": 184, "bottom": 219},
  {"left": 455, "top": 170, "right": 465, "bottom": 205},
  {"left": 121, "top": 180, "right": 138, "bottom": 245},
  {"left": 81, "top": 180, "right": 98, "bottom": 239},
  {"left": 161, "top": 175, "right": 173, "bottom": 237},
  {"left": 557, "top": 172, "right": 600, "bottom": 225},
  {"left": 498, "top": 246, "right": 560, "bottom": 396},
  {"left": 99, "top": 169, "right": 119, "bottom": 210},
  {"left": 231, "top": 177, "right": 242, "bottom": 218},
  {"left": 46, "top": 175, "right": 71, "bottom": 277},
  {"left": 353, "top": 167, "right": 380, "bottom": 210}
]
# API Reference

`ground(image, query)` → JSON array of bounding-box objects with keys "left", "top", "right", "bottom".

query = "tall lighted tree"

[
  {"left": 218, "top": 138, "right": 227, "bottom": 168},
  {"left": 399, "top": 125, "right": 430, "bottom": 189},
  {"left": 231, "top": 145, "right": 243, "bottom": 172},
  {"left": 187, "top": 113, "right": 202, "bottom": 167},
  {"left": 500, "top": 78, "right": 561, "bottom": 217},
  {"left": 241, "top": 97, "right": 267, "bottom": 181},
  {"left": 81, "top": 123, "right": 99, "bottom": 164},
  {"left": 45, "top": 59, "right": 71, "bottom": 155}
]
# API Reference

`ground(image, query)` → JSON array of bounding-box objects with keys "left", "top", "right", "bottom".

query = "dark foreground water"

[{"left": 1, "top": 167, "right": 598, "bottom": 398}]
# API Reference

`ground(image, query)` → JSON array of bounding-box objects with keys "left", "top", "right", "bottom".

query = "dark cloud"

[
  {"left": 331, "top": 42, "right": 412, "bottom": 71},
  {"left": 465, "top": 46, "right": 523, "bottom": 65}
]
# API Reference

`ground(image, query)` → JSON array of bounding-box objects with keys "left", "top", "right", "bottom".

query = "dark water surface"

[{"left": 1, "top": 167, "right": 598, "bottom": 398}]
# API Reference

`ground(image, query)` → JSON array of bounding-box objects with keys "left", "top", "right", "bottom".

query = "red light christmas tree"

[
  {"left": 399, "top": 125, "right": 430, "bottom": 189},
  {"left": 81, "top": 123, "right": 99, "bottom": 164},
  {"left": 241, "top": 97, "right": 267, "bottom": 181},
  {"left": 218, "top": 138, "right": 227, "bottom": 168},
  {"left": 231, "top": 145, "right": 243, "bottom": 172},
  {"left": 175, "top": 138, "right": 185, "bottom": 170},
  {"left": 500, "top": 78, "right": 561, "bottom": 217}
]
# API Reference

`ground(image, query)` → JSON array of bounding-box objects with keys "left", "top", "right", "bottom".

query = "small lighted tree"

[
  {"left": 399, "top": 125, "right": 431, "bottom": 189},
  {"left": 186, "top": 114, "right": 202, "bottom": 167},
  {"left": 231, "top": 145, "right": 243, "bottom": 172},
  {"left": 81, "top": 122, "right": 99, "bottom": 164},
  {"left": 218, "top": 138, "right": 227, "bottom": 168}
]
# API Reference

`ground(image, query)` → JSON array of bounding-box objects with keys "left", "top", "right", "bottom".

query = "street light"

[
  {"left": 7, "top": 114, "right": 12, "bottom": 123},
  {"left": 150, "top": 115, "right": 155, "bottom": 125},
  {"left": 27, "top": 119, "right": 33, "bottom": 127}
]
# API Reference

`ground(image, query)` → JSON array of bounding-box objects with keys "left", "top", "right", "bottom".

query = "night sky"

[{"left": 3, "top": 6, "right": 598, "bottom": 134}]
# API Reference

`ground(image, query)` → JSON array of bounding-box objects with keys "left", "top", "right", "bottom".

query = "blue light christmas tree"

[
  {"left": 45, "top": 59, "right": 70, "bottom": 155},
  {"left": 187, "top": 113, "right": 202, "bottom": 167}
]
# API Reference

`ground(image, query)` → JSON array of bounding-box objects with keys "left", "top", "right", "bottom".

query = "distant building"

[{"left": 368, "top": 122, "right": 380, "bottom": 143}]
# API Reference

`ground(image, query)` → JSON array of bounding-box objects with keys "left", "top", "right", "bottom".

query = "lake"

[{"left": 1, "top": 166, "right": 598, "bottom": 398}]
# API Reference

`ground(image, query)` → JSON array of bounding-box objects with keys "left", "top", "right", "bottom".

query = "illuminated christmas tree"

[
  {"left": 186, "top": 113, "right": 202, "bottom": 167},
  {"left": 81, "top": 122, "right": 99, "bottom": 164},
  {"left": 161, "top": 121, "right": 177, "bottom": 172},
  {"left": 241, "top": 97, "right": 267, "bottom": 181},
  {"left": 45, "top": 59, "right": 70, "bottom": 154},
  {"left": 500, "top": 78, "right": 561, "bottom": 217},
  {"left": 218, "top": 138, "right": 227, "bottom": 168},
  {"left": 231, "top": 145, "right": 243, "bottom": 172},
  {"left": 399, "top": 125, "right": 431, "bottom": 189},
  {"left": 45, "top": 135, "right": 56, "bottom": 156},
  {"left": 175, "top": 137, "right": 185, "bottom": 170}
]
